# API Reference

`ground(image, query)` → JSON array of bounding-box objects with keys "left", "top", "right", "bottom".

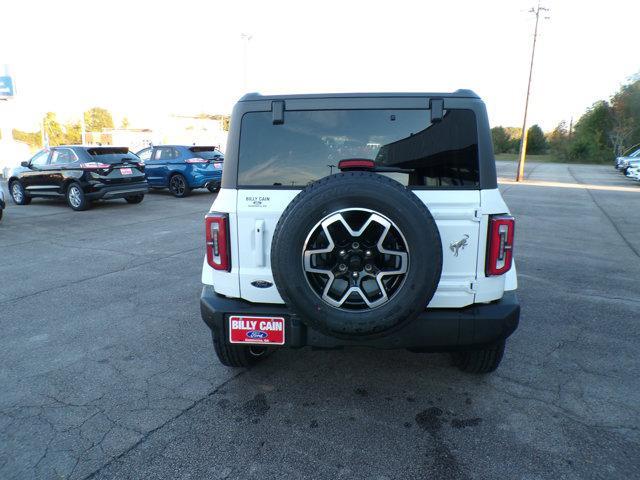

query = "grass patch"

[
  {"left": 495, "top": 153, "right": 558, "bottom": 163},
  {"left": 494, "top": 153, "right": 612, "bottom": 165}
]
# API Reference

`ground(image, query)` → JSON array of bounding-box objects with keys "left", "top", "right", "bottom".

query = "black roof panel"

[{"left": 238, "top": 89, "right": 479, "bottom": 102}]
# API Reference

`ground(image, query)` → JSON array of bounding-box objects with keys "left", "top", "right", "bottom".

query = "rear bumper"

[
  {"left": 189, "top": 171, "right": 222, "bottom": 189},
  {"left": 85, "top": 182, "right": 149, "bottom": 200},
  {"left": 200, "top": 286, "right": 520, "bottom": 350}
]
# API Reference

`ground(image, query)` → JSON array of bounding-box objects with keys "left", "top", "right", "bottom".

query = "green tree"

[
  {"left": 12, "top": 129, "right": 42, "bottom": 148},
  {"left": 525, "top": 124, "right": 547, "bottom": 154},
  {"left": 43, "top": 112, "right": 66, "bottom": 146},
  {"left": 609, "top": 78, "right": 640, "bottom": 155},
  {"left": 121, "top": 116, "right": 130, "bottom": 129},
  {"left": 569, "top": 101, "right": 613, "bottom": 162},
  {"left": 547, "top": 121, "right": 569, "bottom": 159},
  {"left": 491, "top": 126, "right": 510, "bottom": 154},
  {"left": 64, "top": 122, "right": 82, "bottom": 144},
  {"left": 84, "top": 107, "right": 114, "bottom": 132}
]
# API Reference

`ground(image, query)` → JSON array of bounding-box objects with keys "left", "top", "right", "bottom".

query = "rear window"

[
  {"left": 190, "top": 147, "right": 223, "bottom": 160},
  {"left": 87, "top": 148, "right": 140, "bottom": 164},
  {"left": 238, "top": 109, "right": 479, "bottom": 188}
]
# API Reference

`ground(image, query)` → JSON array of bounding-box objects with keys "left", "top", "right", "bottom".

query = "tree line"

[
  {"left": 10, "top": 109, "right": 232, "bottom": 149},
  {"left": 12, "top": 107, "right": 115, "bottom": 148},
  {"left": 492, "top": 75, "right": 640, "bottom": 163}
]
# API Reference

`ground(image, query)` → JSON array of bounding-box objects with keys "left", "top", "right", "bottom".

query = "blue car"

[{"left": 136, "top": 145, "right": 224, "bottom": 197}]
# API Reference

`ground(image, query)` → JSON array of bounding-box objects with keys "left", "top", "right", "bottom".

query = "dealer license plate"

[
  {"left": 120, "top": 168, "right": 132, "bottom": 175},
  {"left": 228, "top": 316, "right": 285, "bottom": 345}
]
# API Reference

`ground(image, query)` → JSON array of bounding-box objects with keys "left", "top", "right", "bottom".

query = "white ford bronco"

[{"left": 200, "top": 91, "right": 519, "bottom": 373}]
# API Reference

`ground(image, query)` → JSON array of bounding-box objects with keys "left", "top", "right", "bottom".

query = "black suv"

[{"left": 8, "top": 146, "right": 148, "bottom": 211}]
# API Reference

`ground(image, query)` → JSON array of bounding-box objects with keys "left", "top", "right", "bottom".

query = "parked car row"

[
  {"left": 135, "top": 145, "right": 224, "bottom": 197},
  {"left": 615, "top": 146, "right": 640, "bottom": 182},
  {"left": 4, "top": 144, "right": 223, "bottom": 212}
]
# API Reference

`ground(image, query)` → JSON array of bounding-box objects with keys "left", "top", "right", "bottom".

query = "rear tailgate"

[{"left": 84, "top": 147, "right": 145, "bottom": 184}]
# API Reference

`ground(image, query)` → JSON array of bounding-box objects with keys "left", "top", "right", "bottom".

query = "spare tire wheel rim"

[{"left": 302, "top": 208, "right": 409, "bottom": 310}]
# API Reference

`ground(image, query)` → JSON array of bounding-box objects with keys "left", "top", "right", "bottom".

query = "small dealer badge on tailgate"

[{"left": 229, "top": 316, "right": 285, "bottom": 345}]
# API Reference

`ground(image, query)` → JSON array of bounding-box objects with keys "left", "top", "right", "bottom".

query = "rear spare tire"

[{"left": 271, "top": 172, "right": 442, "bottom": 338}]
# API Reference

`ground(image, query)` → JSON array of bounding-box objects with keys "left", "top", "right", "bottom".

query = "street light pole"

[{"left": 516, "top": 2, "right": 549, "bottom": 182}]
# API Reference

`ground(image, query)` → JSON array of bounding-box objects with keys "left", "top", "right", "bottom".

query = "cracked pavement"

[{"left": 1, "top": 162, "right": 639, "bottom": 479}]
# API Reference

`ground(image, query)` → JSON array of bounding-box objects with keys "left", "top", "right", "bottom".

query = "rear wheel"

[
  {"left": 169, "top": 174, "right": 190, "bottom": 198},
  {"left": 452, "top": 341, "right": 506, "bottom": 374},
  {"left": 66, "top": 183, "right": 90, "bottom": 211},
  {"left": 125, "top": 194, "right": 144, "bottom": 204},
  {"left": 211, "top": 331, "right": 268, "bottom": 367},
  {"left": 10, "top": 181, "right": 31, "bottom": 205}
]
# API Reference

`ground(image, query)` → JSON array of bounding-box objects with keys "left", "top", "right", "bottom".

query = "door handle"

[{"left": 254, "top": 220, "right": 265, "bottom": 266}]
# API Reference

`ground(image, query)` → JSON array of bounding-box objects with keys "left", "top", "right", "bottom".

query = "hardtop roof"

[{"left": 238, "top": 90, "right": 480, "bottom": 102}]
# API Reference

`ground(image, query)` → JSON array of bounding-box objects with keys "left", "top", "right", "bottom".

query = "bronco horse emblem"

[{"left": 449, "top": 234, "right": 470, "bottom": 257}]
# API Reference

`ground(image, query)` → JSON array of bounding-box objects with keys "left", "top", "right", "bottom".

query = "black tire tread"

[
  {"left": 271, "top": 172, "right": 442, "bottom": 337},
  {"left": 169, "top": 174, "right": 191, "bottom": 198},
  {"left": 453, "top": 341, "right": 505, "bottom": 374},
  {"left": 211, "top": 332, "right": 261, "bottom": 368},
  {"left": 66, "top": 182, "right": 90, "bottom": 211},
  {"left": 9, "top": 181, "right": 31, "bottom": 205},
  {"left": 125, "top": 194, "right": 144, "bottom": 204}
]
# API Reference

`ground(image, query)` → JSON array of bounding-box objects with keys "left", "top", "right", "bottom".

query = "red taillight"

[
  {"left": 486, "top": 215, "right": 515, "bottom": 276},
  {"left": 186, "top": 157, "right": 209, "bottom": 164},
  {"left": 80, "top": 162, "right": 110, "bottom": 169},
  {"left": 205, "top": 213, "right": 230, "bottom": 271},
  {"left": 338, "top": 159, "right": 375, "bottom": 171}
]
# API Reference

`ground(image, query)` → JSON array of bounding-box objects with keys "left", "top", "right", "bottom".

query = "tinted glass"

[
  {"left": 238, "top": 109, "right": 479, "bottom": 188},
  {"left": 50, "top": 149, "right": 76, "bottom": 165},
  {"left": 193, "top": 149, "right": 223, "bottom": 160},
  {"left": 88, "top": 151, "right": 141, "bottom": 164},
  {"left": 154, "top": 147, "right": 178, "bottom": 160},
  {"left": 137, "top": 148, "right": 152, "bottom": 161},
  {"left": 30, "top": 150, "right": 50, "bottom": 166}
]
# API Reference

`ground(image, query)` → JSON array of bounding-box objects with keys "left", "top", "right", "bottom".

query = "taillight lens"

[
  {"left": 186, "top": 157, "right": 209, "bottom": 164},
  {"left": 486, "top": 215, "right": 515, "bottom": 276},
  {"left": 80, "top": 162, "right": 110, "bottom": 169},
  {"left": 205, "top": 213, "right": 230, "bottom": 271}
]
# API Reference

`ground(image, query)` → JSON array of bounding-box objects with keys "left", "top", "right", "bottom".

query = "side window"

[
  {"left": 155, "top": 147, "right": 174, "bottom": 160},
  {"left": 30, "top": 150, "right": 50, "bottom": 167},
  {"left": 50, "top": 149, "right": 76, "bottom": 165},
  {"left": 172, "top": 148, "right": 180, "bottom": 159},
  {"left": 138, "top": 148, "right": 152, "bottom": 161}
]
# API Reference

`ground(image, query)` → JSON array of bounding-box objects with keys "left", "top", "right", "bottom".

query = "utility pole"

[
  {"left": 568, "top": 117, "right": 573, "bottom": 138},
  {"left": 516, "top": 2, "right": 549, "bottom": 182},
  {"left": 240, "top": 33, "right": 253, "bottom": 92}
]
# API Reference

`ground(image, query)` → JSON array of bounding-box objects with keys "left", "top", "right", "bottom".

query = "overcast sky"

[{"left": 1, "top": 0, "right": 638, "bottom": 131}]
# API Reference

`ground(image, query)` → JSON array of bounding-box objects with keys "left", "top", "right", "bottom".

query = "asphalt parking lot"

[{"left": 1, "top": 162, "right": 639, "bottom": 480}]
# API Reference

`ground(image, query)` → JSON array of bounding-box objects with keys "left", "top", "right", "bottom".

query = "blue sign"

[{"left": 0, "top": 76, "right": 14, "bottom": 97}]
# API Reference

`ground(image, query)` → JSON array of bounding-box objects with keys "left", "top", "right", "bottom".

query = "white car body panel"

[{"left": 202, "top": 186, "right": 516, "bottom": 308}]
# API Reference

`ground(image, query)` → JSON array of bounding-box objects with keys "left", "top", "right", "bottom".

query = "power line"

[{"left": 516, "top": 2, "right": 549, "bottom": 182}]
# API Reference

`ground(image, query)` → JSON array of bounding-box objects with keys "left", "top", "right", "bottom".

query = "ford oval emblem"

[
  {"left": 251, "top": 280, "right": 273, "bottom": 289},
  {"left": 246, "top": 330, "right": 268, "bottom": 339}
]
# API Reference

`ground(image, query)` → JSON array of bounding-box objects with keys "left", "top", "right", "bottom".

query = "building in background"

[
  {"left": 86, "top": 114, "right": 228, "bottom": 153},
  {"left": 98, "top": 128, "right": 154, "bottom": 153}
]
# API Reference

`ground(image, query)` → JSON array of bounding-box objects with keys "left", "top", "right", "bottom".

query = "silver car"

[{"left": 616, "top": 147, "right": 640, "bottom": 170}]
